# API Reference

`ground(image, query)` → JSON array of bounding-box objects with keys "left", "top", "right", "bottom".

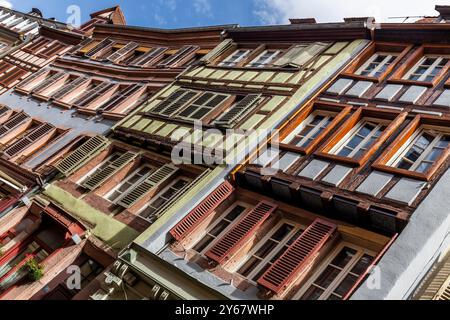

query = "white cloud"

[
  {"left": 0, "top": 0, "right": 12, "bottom": 9},
  {"left": 253, "top": 0, "right": 450, "bottom": 24},
  {"left": 194, "top": 0, "right": 213, "bottom": 18}
]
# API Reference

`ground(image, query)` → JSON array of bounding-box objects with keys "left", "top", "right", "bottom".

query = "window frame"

[
  {"left": 175, "top": 91, "right": 232, "bottom": 122},
  {"left": 104, "top": 164, "right": 154, "bottom": 203},
  {"left": 218, "top": 49, "right": 251, "bottom": 67},
  {"left": 315, "top": 107, "right": 407, "bottom": 167},
  {"left": 277, "top": 101, "right": 352, "bottom": 155},
  {"left": 245, "top": 50, "right": 282, "bottom": 68},
  {"left": 292, "top": 242, "right": 375, "bottom": 300},
  {"left": 342, "top": 42, "right": 412, "bottom": 82},
  {"left": 190, "top": 201, "right": 251, "bottom": 255},
  {"left": 234, "top": 220, "right": 305, "bottom": 284},
  {"left": 388, "top": 45, "right": 450, "bottom": 87},
  {"left": 373, "top": 115, "right": 450, "bottom": 181}
]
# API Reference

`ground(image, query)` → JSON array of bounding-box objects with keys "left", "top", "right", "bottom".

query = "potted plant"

[{"left": 23, "top": 257, "right": 44, "bottom": 281}]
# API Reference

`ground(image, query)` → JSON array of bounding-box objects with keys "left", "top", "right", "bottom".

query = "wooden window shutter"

[
  {"left": 153, "top": 168, "right": 212, "bottom": 221},
  {"left": 169, "top": 180, "right": 234, "bottom": 241},
  {"left": 150, "top": 89, "right": 189, "bottom": 114},
  {"left": 85, "top": 38, "right": 114, "bottom": 58},
  {"left": 15, "top": 68, "right": 49, "bottom": 90},
  {"left": 2, "top": 123, "right": 55, "bottom": 158},
  {"left": 69, "top": 38, "right": 94, "bottom": 54},
  {"left": 0, "top": 112, "right": 29, "bottom": 137},
  {"left": 161, "top": 90, "right": 198, "bottom": 116},
  {"left": 129, "top": 47, "right": 167, "bottom": 67},
  {"left": 200, "top": 39, "right": 234, "bottom": 63},
  {"left": 0, "top": 104, "right": 10, "bottom": 117},
  {"left": 37, "top": 41, "right": 66, "bottom": 58},
  {"left": 99, "top": 83, "right": 144, "bottom": 112},
  {"left": 158, "top": 45, "right": 199, "bottom": 68},
  {"left": 55, "top": 135, "right": 110, "bottom": 176},
  {"left": 257, "top": 218, "right": 337, "bottom": 294},
  {"left": 31, "top": 72, "right": 65, "bottom": 93},
  {"left": 273, "top": 42, "right": 329, "bottom": 68},
  {"left": 205, "top": 201, "right": 278, "bottom": 264},
  {"left": 82, "top": 151, "right": 138, "bottom": 191},
  {"left": 213, "top": 94, "right": 261, "bottom": 128},
  {"left": 107, "top": 42, "right": 139, "bottom": 63},
  {"left": 435, "top": 277, "right": 450, "bottom": 300},
  {"left": 117, "top": 164, "right": 179, "bottom": 208},
  {"left": 0, "top": 67, "right": 27, "bottom": 87},
  {"left": 0, "top": 61, "right": 13, "bottom": 74},
  {"left": 73, "top": 82, "right": 116, "bottom": 107},
  {"left": 23, "top": 37, "right": 51, "bottom": 53},
  {"left": 52, "top": 76, "right": 89, "bottom": 100}
]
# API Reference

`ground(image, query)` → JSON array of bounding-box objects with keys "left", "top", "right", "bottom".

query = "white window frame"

[
  {"left": 76, "top": 152, "right": 123, "bottom": 185},
  {"left": 219, "top": 49, "right": 251, "bottom": 67},
  {"left": 190, "top": 201, "right": 251, "bottom": 254},
  {"left": 246, "top": 50, "right": 281, "bottom": 68},
  {"left": 282, "top": 110, "right": 335, "bottom": 148},
  {"left": 330, "top": 118, "right": 388, "bottom": 158},
  {"left": 104, "top": 165, "right": 154, "bottom": 202},
  {"left": 403, "top": 55, "right": 450, "bottom": 82},
  {"left": 234, "top": 220, "right": 305, "bottom": 284},
  {"left": 355, "top": 52, "right": 395, "bottom": 77},
  {"left": 293, "top": 242, "right": 375, "bottom": 300},
  {"left": 387, "top": 125, "right": 450, "bottom": 172},
  {"left": 136, "top": 176, "right": 192, "bottom": 221}
]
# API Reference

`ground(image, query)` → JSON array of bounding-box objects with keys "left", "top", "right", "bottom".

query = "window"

[
  {"left": 219, "top": 49, "right": 250, "bottom": 67},
  {"left": 77, "top": 152, "right": 122, "bottom": 185},
  {"left": 138, "top": 177, "right": 191, "bottom": 222},
  {"left": 330, "top": 120, "right": 387, "bottom": 159},
  {"left": 388, "top": 128, "right": 450, "bottom": 173},
  {"left": 246, "top": 50, "right": 281, "bottom": 68},
  {"left": 106, "top": 165, "right": 153, "bottom": 202},
  {"left": 404, "top": 55, "right": 449, "bottom": 82},
  {"left": 237, "top": 222, "right": 304, "bottom": 283},
  {"left": 355, "top": 53, "right": 396, "bottom": 78},
  {"left": 192, "top": 203, "right": 248, "bottom": 254},
  {"left": 282, "top": 111, "right": 335, "bottom": 149},
  {"left": 177, "top": 92, "right": 229, "bottom": 120},
  {"left": 79, "top": 259, "right": 103, "bottom": 289},
  {"left": 294, "top": 244, "right": 374, "bottom": 300}
]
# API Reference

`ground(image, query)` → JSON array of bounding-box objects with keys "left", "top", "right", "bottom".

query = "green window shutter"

[
  {"left": 274, "top": 42, "right": 330, "bottom": 68},
  {"left": 200, "top": 39, "right": 234, "bottom": 63},
  {"left": 55, "top": 135, "right": 110, "bottom": 176},
  {"left": 82, "top": 151, "right": 138, "bottom": 191},
  {"left": 150, "top": 89, "right": 188, "bottom": 114},
  {"left": 213, "top": 94, "right": 261, "bottom": 128},
  {"left": 160, "top": 90, "right": 198, "bottom": 116},
  {"left": 117, "top": 164, "right": 179, "bottom": 208},
  {"left": 151, "top": 168, "right": 212, "bottom": 220}
]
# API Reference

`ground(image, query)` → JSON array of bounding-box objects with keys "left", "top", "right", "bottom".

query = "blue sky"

[{"left": 2, "top": 0, "right": 450, "bottom": 28}]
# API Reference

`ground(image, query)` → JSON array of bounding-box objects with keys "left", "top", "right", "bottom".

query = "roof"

[{"left": 89, "top": 5, "right": 126, "bottom": 25}]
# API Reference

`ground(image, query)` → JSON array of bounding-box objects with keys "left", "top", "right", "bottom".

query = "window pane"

[
  {"left": 300, "top": 286, "right": 324, "bottom": 300},
  {"left": 315, "top": 266, "right": 341, "bottom": 289},
  {"left": 238, "top": 257, "right": 261, "bottom": 277},
  {"left": 255, "top": 240, "right": 278, "bottom": 259},
  {"left": 209, "top": 220, "right": 230, "bottom": 236},
  {"left": 351, "top": 254, "right": 374, "bottom": 275},
  {"left": 225, "top": 205, "right": 246, "bottom": 221},
  {"left": 193, "top": 235, "right": 214, "bottom": 252},
  {"left": 272, "top": 224, "right": 294, "bottom": 241},
  {"left": 331, "top": 247, "right": 357, "bottom": 268},
  {"left": 333, "top": 274, "right": 359, "bottom": 297}
]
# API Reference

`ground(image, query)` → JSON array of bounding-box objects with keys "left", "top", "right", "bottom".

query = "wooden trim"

[
  {"left": 342, "top": 42, "right": 413, "bottom": 83},
  {"left": 388, "top": 45, "right": 450, "bottom": 87},
  {"left": 315, "top": 107, "right": 407, "bottom": 167},
  {"left": 372, "top": 115, "right": 450, "bottom": 181},
  {"left": 277, "top": 101, "right": 352, "bottom": 155}
]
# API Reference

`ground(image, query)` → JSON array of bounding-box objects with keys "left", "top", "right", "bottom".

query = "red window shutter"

[
  {"left": 257, "top": 218, "right": 337, "bottom": 294},
  {"left": 205, "top": 201, "right": 278, "bottom": 264},
  {"left": 169, "top": 181, "right": 234, "bottom": 242}
]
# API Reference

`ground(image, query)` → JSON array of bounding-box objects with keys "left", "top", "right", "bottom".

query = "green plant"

[{"left": 23, "top": 258, "right": 44, "bottom": 281}]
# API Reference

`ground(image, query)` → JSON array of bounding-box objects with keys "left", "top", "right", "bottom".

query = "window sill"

[
  {"left": 371, "top": 163, "right": 431, "bottom": 181},
  {"left": 314, "top": 152, "right": 362, "bottom": 167},
  {"left": 387, "top": 78, "right": 435, "bottom": 88}
]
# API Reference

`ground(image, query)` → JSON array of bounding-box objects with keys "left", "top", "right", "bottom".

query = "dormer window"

[
  {"left": 219, "top": 49, "right": 250, "bottom": 67},
  {"left": 246, "top": 50, "right": 281, "bottom": 68}
]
